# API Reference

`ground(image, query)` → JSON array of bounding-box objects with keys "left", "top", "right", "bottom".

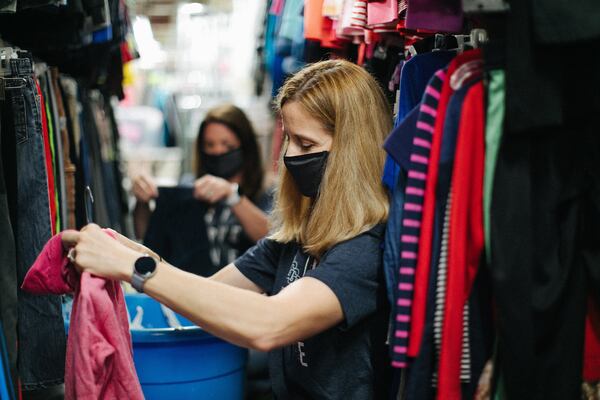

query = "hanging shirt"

[
  {"left": 367, "top": 0, "right": 398, "bottom": 30},
  {"left": 384, "top": 105, "right": 420, "bottom": 170},
  {"left": 279, "top": 0, "right": 304, "bottom": 41},
  {"left": 484, "top": 70, "right": 505, "bottom": 264},
  {"left": 437, "top": 80, "right": 485, "bottom": 400},
  {"left": 405, "top": 0, "right": 463, "bottom": 33},
  {"left": 349, "top": 0, "right": 368, "bottom": 30},
  {"left": 304, "top": 0, "right": 325, "bottom": 41},
  {"left": 337, "top": 0, "right": 364, "bottom": 37},
  {"left": 432, "top": 77, "right": 483, "bottom": 386},
  {"left": 21, "top": 232, "right": 143, "bottom": 400},
  {"left": 270, "top": 0, "right": 285, "bottom": 15},
  {"left": 397, "top": 51, "right": 455, "bottom": 122},
  {"left": 382, "top": 107, "right": 414, "bottom": 363},
  {"left": 234, "top": 225, "right": 390, "bottom": 399},
  {"left": 383, "top": 171, "right": 407, "bottom": 308},
  {"left": 35, "top": 79, "right": 57, "bottom": 235},
  {"left": 390, "top": 69, "right": 447, "bottom": 368},
  {"left": 322, "top": 0, "right": 343, "bottom": 18},
  {"left": 408, "top": 49, "right": 482, "bottom": 358},
  {"left": 584, "top": 297, "right": 600, "bottom": 382},
  {"left": 382, "top": 51, "right": 455, "bottom": 191}
]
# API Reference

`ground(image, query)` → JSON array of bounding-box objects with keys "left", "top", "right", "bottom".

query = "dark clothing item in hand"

[{"left": 144, "top": 186, "right": 272, "bottom": 277}]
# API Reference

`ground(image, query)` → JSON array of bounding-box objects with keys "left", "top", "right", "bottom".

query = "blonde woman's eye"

[{"left": 301, "top": 143, "right": 314, "bottom": 150}]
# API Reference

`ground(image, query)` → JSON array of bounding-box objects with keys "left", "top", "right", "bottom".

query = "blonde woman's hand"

[
  {"left": 193, "top": 175, "right": 235, "bottom": 204},
  {"left": 62, "top": 224, "right": 141, "bottom": 282},
  {"left": 105, "top": 228, "right": 162, "bottom": 261},
  {"left": 132, "top": 173, "right": 158, "bottom": 203}
]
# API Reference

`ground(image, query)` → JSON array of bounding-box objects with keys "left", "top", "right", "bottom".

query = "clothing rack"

[
  {"left": 260, "top": 1, "right": 600, "bottom": 399},
  {"left": 0, "top": 0, "right": 136, "bottom": 396}
]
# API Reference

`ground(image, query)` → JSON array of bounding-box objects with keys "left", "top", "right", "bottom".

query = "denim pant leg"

[
  {"left": 0, "top": 96, "right": 19, "bottom": 394},
  {"left": 10, "top": 77, "right": 66, "bottom": 390}
]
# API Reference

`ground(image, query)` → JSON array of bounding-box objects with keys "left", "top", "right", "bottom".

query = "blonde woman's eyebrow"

[{"left": 292, "top": 132, "right": 318, "bottom": 143}]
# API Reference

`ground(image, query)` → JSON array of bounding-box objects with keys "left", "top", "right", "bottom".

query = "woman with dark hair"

[
  {"left": 132, "top": 103, "right": 272, "bottom": 270},
  {"left": 195, "top": 104, "right": 265, "bottom": 203}
]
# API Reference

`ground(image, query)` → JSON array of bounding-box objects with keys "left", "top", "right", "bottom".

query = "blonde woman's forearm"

[{"left": 123, "top": 259, "right": 343, "bottom": 352}]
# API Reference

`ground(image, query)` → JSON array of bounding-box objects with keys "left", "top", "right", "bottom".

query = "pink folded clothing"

[
  {"left": 367, "top": 0, "right": 398, "bottom": 27},
  {"left": 22, "top": 231, "right": 144, "bottom": 400}
]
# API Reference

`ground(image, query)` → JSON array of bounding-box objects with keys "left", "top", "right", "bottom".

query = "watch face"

[{"left": 135, "top": 256, "right": 157, "bottom": 275}]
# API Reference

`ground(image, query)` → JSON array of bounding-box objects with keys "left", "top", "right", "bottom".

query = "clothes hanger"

[
  {"left": 405, "top": 34, "right": 450, "bottom": 58},
  {"left": 450, "top": 59, "right": 483, "bottom": 90},
  {"left": 432, "top": 34, "right": 456, "bottom": 51},
  {"left": 448, "top": 29, "right": 488, "bottom": 89},
  {"left": 463, "top": 0, "right": 509, "bottom": 13},
  {"left": 453, "top": 34, "right": 470, "bottom": 52},
  {"left": 84, "top": 186, "right": 95, "bottom": 224},
  {"left": 470, "top": 28, "right": 489, "bottom": 48},
  {"left": 374, "top": 43, "right": 388, "bottom": 60},
  {"left": 455, "top": 29, "right": 489, "bottom": 52}
]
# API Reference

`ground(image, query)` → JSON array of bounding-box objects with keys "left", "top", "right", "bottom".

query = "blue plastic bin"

[{"left": 64, "top": 294, "right": 247, "bottom": 399}]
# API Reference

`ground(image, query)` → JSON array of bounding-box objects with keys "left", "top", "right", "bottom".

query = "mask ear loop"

[{"left": 280, "top": 118, "right": 290, "bottom": 159}]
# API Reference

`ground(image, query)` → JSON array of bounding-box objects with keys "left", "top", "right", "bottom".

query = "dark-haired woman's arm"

[
  {"left": 230, "top": 198, "right": 269, "bottom": 242},
  {"left": 194, "top": 174, "right": 269, "bottom": 242},
  {"left": 131, "top": 173, "right": 159, "bottom": 239}
]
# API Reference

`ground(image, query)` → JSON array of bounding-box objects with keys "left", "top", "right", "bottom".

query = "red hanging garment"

[
  {"left": 34, "top": 79, "right": 57, "bottom": 235},
  {"left": 584, "top": 297, "right": 600, "bottom": 382},
  {"left": 408, "top": 49, "right": 481, "bottom": 358},
  {"left": 437, "top": 81, "right": 485, "bottom": 400}
]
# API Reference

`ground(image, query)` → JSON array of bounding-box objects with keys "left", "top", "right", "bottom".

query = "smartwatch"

[
  {"left": 225, "top": 183, "right": 242, "bottom": 207},
  {"left": 131, "top": 254, "right": 158, "bottom": 293}
]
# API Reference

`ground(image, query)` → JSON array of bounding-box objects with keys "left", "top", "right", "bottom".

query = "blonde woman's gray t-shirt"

[{"left": 234, "top": 224, "right": 390, "bottom": 399}]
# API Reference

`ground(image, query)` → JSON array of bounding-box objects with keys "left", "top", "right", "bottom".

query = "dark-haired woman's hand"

[
  {"left": 132, "top": 173, "right": 158, "bottom": 203},
  {"left": 194, "top": 175, "right": 235, "bottom": 204}
]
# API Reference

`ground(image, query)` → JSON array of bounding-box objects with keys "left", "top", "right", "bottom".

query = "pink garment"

[
  {"left": 367, "top": 0, "right": 398, "bottom": 26},
  {"left": 350, "top": 0, "right": 368, "bottom": 29},
  {"left": 337, "top": 0, "right": 365, "bottom": 37},
  {"left": 21, "top": 231, "right": 144, "bottom": 400},
  {"left": 269, "top": 0, "right": 285, "bottom": 15}
]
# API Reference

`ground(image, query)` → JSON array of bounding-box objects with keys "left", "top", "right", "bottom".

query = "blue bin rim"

[
  {"left": 64, "top": 320, "right": 217, "bottom": 343},
  {"left": 125, "top": 293, "right": 216, "bottom": 343},
  {"left": 64, "top": 293, "right": 227, "bottom": 344},
  {"left": 130, "top": 326, "right": 221, "bottom": 344}
]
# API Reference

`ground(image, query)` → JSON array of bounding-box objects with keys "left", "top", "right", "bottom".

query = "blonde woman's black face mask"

[{"left": 284, "top": 151, "right": 329, "bottom": 198}]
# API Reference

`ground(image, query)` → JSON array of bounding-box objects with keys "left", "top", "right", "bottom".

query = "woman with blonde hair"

[{"left": 63, "top": 59, "right": 393, "bottom": 398}]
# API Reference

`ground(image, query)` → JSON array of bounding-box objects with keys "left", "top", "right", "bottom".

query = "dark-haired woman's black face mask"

[
  {"left": 202, "top": 148, "right": 244, "bottom": 179},
  {"left": 283, "top": 151, "right": 329, "bottom": 198}
]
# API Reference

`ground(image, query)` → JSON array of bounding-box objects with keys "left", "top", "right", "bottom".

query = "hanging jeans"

[
  {"left": 3, "top": 58, "right": 66, "bottom": 391},
  {"left": 0, "top": 85, "right": 19, "bottom": 394}
]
